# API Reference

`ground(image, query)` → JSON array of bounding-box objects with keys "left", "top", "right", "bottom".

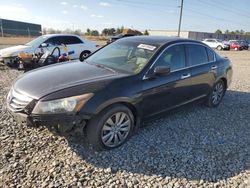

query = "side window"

[
  {"left": 206, "top": 48, "right": 215, "bottom": 62},
  {"left": 44, "top": 37, "right": 61, "bottom": 46},
  {"left": 154, "top": 45, "right": 186, "bottom": 71},
  {"left": 63, "top": 36, "right": 83, "bottom": 45},
  {"left": 187, "top": 44, "right": 208, "bottom": 66}
]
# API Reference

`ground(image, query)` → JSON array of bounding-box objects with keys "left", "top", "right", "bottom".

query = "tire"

[
  {"left": 79, "top": 51, "right": 91, "bottom": 62},
  {"left": 86, "top": 104, "right": 134, "bottom": 150},
  {"left": 206, "top": 80, "right": 226, "bottom": 107},
  {"left": 217, "top": 45, "right": 222, "bottom": 51}
]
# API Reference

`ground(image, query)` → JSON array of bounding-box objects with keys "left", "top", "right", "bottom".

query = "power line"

[
  {"left": 197, "top": 0, "right": 250, "bottom": 19},
  {"left": 184, "top": 7, "right": 247, "bottom": 27},
  {"left": 209, "top": 0, "right": 249, "bottom": 14},
  {"left": 108, "top": 0, "right": 249, "bottom": 31},
  {"left": 115, "top": 0, "right": 178, "bottom": 8},
  {"left": 110, "top": 0, "right": 178, "bottom": 14}
]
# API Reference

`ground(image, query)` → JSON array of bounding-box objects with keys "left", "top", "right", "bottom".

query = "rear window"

[
  {"left": 206, "top": 48, "right": 215, "bottom": 62},
  {"left": 186, "top": 44, "right": 208, "bottom": 66}
]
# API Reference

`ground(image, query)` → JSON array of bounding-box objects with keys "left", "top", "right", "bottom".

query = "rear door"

[
  {"left": 142, "top": 44, "right": 193, "bottom": 117},
  {"left": 60, "top": 36, "right": 84, "bottom": 59},
  {"left": 186, "top": 44, "right": 217, "bottom": 99}
]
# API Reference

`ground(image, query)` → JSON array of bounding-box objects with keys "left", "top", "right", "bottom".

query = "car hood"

[
  {"left": 0, "top": 45, "right": 32, "bottom": 57},
  {"left": 14, "top": 62, "right": 123, "bottom": 99}
]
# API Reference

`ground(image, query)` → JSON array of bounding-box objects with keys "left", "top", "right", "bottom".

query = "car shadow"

[{"left": 64, "top": 90, "right": 250, "bottom": 182}]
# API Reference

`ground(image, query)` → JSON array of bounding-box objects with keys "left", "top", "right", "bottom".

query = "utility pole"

[{"left": 177, "top": 0, "right": 184, "bottom": 37}]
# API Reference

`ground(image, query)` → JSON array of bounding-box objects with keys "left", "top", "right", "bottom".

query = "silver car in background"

[{"left": 202, "top": 38, "right": 230, "bottom": 51}]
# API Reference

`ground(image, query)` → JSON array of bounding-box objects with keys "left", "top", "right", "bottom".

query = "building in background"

[
  {"left": 148, "top": 30, "right": 250, "bottom": 41},
  {"left": 0, "top": 19, "right": 42, "bottom": 37}
]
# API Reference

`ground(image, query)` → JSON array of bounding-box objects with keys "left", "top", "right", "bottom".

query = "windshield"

[
  {"left": 87, "top": 40, "right": 159, "bottom": 74},
  {"left": 26, "top": 36, "right": 49, "bottom": 47}
]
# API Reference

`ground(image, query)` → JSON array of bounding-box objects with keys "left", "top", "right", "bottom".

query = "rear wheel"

[
  {"left": 206, "top": 80, "right": 226, "bottom": 107},
  {"left": 86, "top": 104, "right": 134, "bottom": 150}
]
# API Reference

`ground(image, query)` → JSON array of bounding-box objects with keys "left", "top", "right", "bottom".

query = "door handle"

[
  {"left": 181, "top": 73, "right": 191, "bottom": 79},
  {"left": 211, "top": 65, "right": 218, "bottom": 70}
]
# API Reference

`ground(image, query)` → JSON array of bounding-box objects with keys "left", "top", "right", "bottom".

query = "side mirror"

[
  {"left": 40, "top": 43, "right": 48, "bottom": 47},
  {"left": 153, "top": 66, "right": 170, "bottom": 76}
]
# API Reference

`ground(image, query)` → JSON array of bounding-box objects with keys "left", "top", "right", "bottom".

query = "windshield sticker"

[{"left": 138, "top": 44, "right": 156, "bottom": 51}]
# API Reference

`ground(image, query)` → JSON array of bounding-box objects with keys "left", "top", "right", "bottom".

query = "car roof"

[
  {"left": 119, "top": 36, "right": 203, "bottom": 46},
  {"left": 43, "top": 34, "right": 81, "bottom": 38}
]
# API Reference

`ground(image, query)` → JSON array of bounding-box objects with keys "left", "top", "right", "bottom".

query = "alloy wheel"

[
  {"left": 82, "top": 52, "right": 90, "bottom": 58},
  {"left": 211, "top": 82, "right": 224, "bottom": 105},
  {"left": 101, "top": 112, "right": 131, "bottom": 148}
]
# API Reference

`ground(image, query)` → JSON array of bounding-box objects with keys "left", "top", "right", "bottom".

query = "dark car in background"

[
  {"left": 7, "top": 36, "right": 233, "bottom": 150},
  {"left": 238, "top": 40, "right": 249, "bottom": 50},
  {"left": 107, "top": 33, "right": 135, "bottom": 44}
]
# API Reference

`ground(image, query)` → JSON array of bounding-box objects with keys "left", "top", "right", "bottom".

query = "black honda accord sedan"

[{"left": 7, "top": 36, "right": 232, "bottom": 150}]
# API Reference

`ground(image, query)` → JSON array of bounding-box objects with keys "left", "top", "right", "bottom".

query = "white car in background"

[
  {"left": 202, "top": 38, "right": 230, "bottom": 51},
  {"left": 0, "top": 34, "right": 99, "bottom": 66}
]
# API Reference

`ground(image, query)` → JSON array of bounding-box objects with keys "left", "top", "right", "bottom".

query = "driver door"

[
  {"left": 40, "top": 36, "right": 62, "bottom": 54},
  {"left": 142, "top": 44, "right": 193, "bottom": 118}
]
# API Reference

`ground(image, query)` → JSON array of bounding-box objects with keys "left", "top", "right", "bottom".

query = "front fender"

[{"left": 94, "top": 97, "right": 139, "bottom": 114}]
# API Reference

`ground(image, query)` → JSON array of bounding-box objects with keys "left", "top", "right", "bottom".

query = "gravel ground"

[{"left": 0, "top": 50, "right": 250, "bottom": 188}]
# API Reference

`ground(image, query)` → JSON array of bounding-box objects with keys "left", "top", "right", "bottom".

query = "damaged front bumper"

[
  {"left": 8, "top": 110, "right": 91, "bottom": 133},
  {"left": 0, "top": 56, "right": 18, "bottom": 67}
]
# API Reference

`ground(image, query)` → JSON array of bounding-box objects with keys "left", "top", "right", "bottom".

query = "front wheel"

[
  {"left": 86, "top": 104, "right": 134, "bottom": 150},
  {"left": 217, "top": 45, "right": 222, "bottom": 51},
  {"left": 206, "top": 80, "right": 226, "bottom": 107},
  {"left": 79, "top": 51, "right": 91, "bottom": 62}
]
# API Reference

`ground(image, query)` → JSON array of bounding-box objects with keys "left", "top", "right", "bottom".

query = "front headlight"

[{"left": 32, "top": 93, "right": 94, "bottom": 114}]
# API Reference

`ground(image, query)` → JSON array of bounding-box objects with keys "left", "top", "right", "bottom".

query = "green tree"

[
  {"left": 235, "top": 30, "right": 240, "bottom": 34},
  {"left": 102, "top": 28, "right": 109, "bottom": 36},
  {"left": 90, "top": 30, "right": 99, "bottom": 36},
  {"left": 144, "top": 30, "right": 149, "bottom": 35},
  {"left": 86, "top": 28, "right": 91, "bottom": 35},
  {"left": 215, "top": 29, "right": 222, "bottom": 34},
  {"left": 240, "top": 29, "right": 245, "bottom": 34},
  {"left": 109, "top": 28, "right": 116, "bottom": 36},
  {"left": 116, "top": 26, "right": 124, "bottom": 35}
]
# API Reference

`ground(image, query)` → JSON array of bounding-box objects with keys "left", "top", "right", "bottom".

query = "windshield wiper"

[
  {"left": 84, "top": 60, "right": 117, "bottom": 73},
  {"left": 95, "top": 64, "right": 117, "bottom": 73}
]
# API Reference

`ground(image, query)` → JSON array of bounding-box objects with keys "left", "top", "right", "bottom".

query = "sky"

[{"left": 0, "top": 0, "right": 249, "bottom": 33}]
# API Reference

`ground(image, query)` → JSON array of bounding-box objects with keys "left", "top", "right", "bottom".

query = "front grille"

[{"left": 7, "top": 89, "right": 33, "bottom": 112}]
